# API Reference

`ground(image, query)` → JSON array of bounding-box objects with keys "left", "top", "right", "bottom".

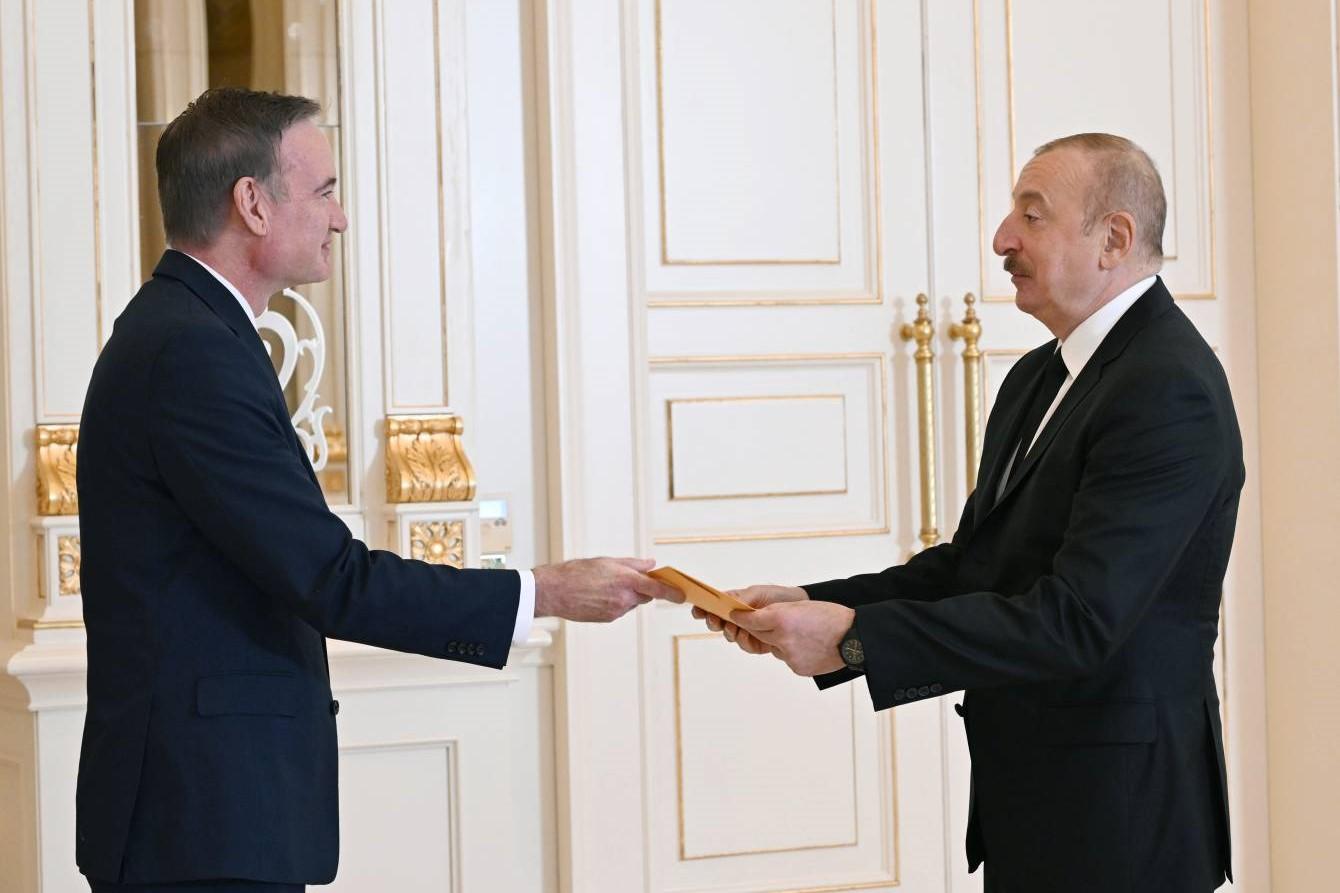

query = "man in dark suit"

[
  {"left": 701, "top": 134, "right": 1240, "bottom": 892},
  {"left": 76, "top": 87, "right": 680, "bottom": 892}
]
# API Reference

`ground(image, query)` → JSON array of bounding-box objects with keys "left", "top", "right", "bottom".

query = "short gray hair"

[
  {"left": 157, "top": 87, "right": 322, "bottom": 247},
  {"left": 1033, "top": 133, "right": 1167, "bottom": 263}
]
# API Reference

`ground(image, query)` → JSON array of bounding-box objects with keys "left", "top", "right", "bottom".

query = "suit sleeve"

[
  {"left": 148, "top": 323, "right": 519, "bottom": 667},
  {"left": 853, "top": 367, "right": 1234, "bottom": 709}
]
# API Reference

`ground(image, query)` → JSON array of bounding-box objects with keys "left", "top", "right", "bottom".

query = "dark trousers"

[{"left": 90, "top": 882, "right": 303, "bottom": 893}]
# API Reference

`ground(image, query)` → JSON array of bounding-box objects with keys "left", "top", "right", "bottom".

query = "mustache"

[{"left": 1003, "top": 255, "right": 1031, "bottom": 277}]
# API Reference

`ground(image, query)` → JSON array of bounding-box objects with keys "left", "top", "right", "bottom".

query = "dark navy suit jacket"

[
  {"left": 808, "top": 279, "right": 1240, "bottom": 892},
  {"left": 75, "top": 250, "right": 519, "bottom": 884}
]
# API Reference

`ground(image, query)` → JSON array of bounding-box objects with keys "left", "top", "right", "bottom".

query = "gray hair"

[{"left": 1034, "top": 132, "right": 1167, "bottom": 264}]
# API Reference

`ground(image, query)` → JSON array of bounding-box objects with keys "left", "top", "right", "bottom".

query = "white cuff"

[{"left": 512, "top": 569, "right": 536, "bottom": 645}]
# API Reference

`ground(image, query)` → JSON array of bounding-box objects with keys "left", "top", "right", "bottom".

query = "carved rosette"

[
  {"left": 58, "top": 536, "right": 81, "bottom": 596},
  {"left": 36, "top": 424, "right": 80, "bottom": 516},
  {"left": 409, "top": 520, "right": 465, "bottom": 568},
  {"left": 385, "top": 415, "right": 477, "bottom": 503}
]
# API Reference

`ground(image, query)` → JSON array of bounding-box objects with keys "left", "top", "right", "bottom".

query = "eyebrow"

[{"left": 1013, "top": 188, "right": 1049, "bottom": 208}]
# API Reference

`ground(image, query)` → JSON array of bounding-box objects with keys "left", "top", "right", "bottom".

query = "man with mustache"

[
  {"left": 699, "top": 134, "right": 1240, "bottom": 892},
  {"left": 76, "top": 87, "right": 682, "bottom": 892}
]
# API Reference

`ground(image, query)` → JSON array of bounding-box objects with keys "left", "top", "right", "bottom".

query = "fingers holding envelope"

[
  {"left": 730, "top": 600, "right": 854, "bottom": 677},
  {"left": 692, "top": 584, "right": 808, "bottom": 653}
]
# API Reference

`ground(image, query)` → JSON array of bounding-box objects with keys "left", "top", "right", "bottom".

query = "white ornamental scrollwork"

[{"left": 257, "top": 288, "right": 334, "bottom": 472}]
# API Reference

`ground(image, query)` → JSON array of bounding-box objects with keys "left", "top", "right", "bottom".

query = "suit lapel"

[
  {"left": 152, "top": 251, "right": 321, "bottom": 487},
  {"left": 977, "top": 278, "right": 1176, "bottom": 524},
  {"left": 972, "top": 345, "right": 1054, "bottom": 527}
]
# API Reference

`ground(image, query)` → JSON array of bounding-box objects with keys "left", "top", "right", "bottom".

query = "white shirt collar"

[
  {"left": 176, "top": 249, "right": 260, "bottom": 331},
  {"left": 1058, "top": 275, "right": 1157, "bottom": 379}
]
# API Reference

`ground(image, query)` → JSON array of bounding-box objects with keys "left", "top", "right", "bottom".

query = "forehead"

[
  {"left": 1014, "top": 147, "right": 1091, "bottom": 203},
  {"left": 278, "top": 120, "right": 334, "bottom": 179}
]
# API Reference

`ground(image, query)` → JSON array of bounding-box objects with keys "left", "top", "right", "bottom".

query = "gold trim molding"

[
  {"left": 17, "top": 617, "right": 84, "bottom": 630},
  {"left": 384, "top": 414, "right": 477, "bottom": 503},
  {"left": 36, "top": 424, "right": 79, "bottom": 516},
  {"left": 409, "top": 520, "right": 465, "bottom": 568}
]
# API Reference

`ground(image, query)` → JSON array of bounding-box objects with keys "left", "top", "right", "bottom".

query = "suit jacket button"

[
  {"left": 466, "top": 644, "right": 477, "bottom": 656},
  {"left": 477, "top": 644, "right": 485, "bottom": 657},
  {"left": 918, "top": 686, "right": 930, "bottom": 697},
  {"left": 930, "top": 683, "right": 943, "bottom": 694},
  {"left": 894, "top": 689, "right": 905, "bottom": 700},
  {"left": 447, "top": 642, "right": 458, "bottom": 654},
  {"left": 330, "top": 700, "right": 340, "bottom": 716}
]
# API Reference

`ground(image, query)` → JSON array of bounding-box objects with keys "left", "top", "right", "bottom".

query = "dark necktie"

[{"left": 1005, "top": 348, "right": 1068, "bottom": 488}]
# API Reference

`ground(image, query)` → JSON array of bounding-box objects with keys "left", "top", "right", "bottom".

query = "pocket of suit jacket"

[
  {"left": 1037, "top": 700, "right": 1157, "bottom": 746},
  {"left": 196, "top": 672, "right": 301, "bottom": 717}
]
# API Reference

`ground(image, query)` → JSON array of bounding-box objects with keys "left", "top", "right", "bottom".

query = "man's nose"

[
  {"left": 331, "top": 202, "right": 349, "bottom": 234},
  {"left": 991, "top": 218, "right": 1016, "bottom": 257}
]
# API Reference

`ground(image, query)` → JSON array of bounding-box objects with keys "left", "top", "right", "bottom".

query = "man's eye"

[{"left": 1024, "top": 212, "right": 1041, "bottom": 223}]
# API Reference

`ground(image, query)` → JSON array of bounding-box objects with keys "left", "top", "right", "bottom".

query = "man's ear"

[
  {"left": 233, "top": 177, "right": 270, "bottom": 237},
  {"left": 1099, "top": 211, "right": 1136, "bottom": 269}
]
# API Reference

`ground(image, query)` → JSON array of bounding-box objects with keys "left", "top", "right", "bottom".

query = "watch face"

[{"left": 841, "top": 637, "right": 864, "bottom": 666}]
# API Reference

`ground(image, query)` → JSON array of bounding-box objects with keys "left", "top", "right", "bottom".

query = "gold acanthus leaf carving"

[
  {"left": 409, "top": 521, "right": 465, "bottom": 568},
  {"left": 36, "top": 425, "right": 80, "bottom": 516},
  {"left": 58, "top": 535, "right": 82, "bottom": 596},
  {"left": 385, "top": 415, "right": 476, "bottom": 503}
]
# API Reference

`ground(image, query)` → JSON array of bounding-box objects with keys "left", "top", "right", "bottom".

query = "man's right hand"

[
  {"left": 693, "top": 584, "right": 809, "bottom": 654},
  {"left": 533, "top": 557, "right": 683, "bottom": 622}
]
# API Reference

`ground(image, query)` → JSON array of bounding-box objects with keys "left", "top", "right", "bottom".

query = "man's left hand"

[{"left": 730, "top": 601, "right": 856, "bottom": 677}]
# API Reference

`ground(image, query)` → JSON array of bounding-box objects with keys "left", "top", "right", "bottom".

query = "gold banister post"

[
  {"left": 949, "top": 292, "right": 984, "bottom": 491},
  {"left": 900, "top": 294, "right": 939, "bottom": 550}
]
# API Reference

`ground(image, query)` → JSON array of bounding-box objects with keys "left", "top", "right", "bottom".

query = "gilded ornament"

[
  {"left": 36, "top": 425, "right": 80, "bottom": 516},
  {"left": 58, "top": 536, "right": 81, "bottom": 596},
  {"left": 385, "top": 415, "right": 476, "bottom": 503},
  {"left": 409, "top": 521, "right": 465, "bottom": 568}
]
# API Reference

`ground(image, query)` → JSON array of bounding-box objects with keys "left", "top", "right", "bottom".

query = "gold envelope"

[{"left": 649, "top": 566, "right": 755, "bottom": 622}]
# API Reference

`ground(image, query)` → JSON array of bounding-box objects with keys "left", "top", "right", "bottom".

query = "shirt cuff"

[{"left": 512, "top": 569, "right": 536, "bottom": 645}]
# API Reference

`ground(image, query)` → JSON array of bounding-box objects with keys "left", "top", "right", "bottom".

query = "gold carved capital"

[
  {"left": 36, "top": 424, "right": 80, "bottom": 516},
  {"left": 410, "top": 520, "right": 465, "bottom": 568},
  {"left": 58, "top": 535, "right": 81, "bottom": 596},
  {"left": 384, "top": 414, "right": 477, "bottom": 503}
]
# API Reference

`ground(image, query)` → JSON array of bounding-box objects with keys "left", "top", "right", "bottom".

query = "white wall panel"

[
  {"left": 30, "top": 0, "right": 100, "bottom": 420},
  {"left": 675, "top": 634, "right": 857, "bottom": 859},
  {"left": 642, "top": 0, "right": 880, "bottom": 303},
  {"left": 649, "top": 355, "right": 887, "bottom": 542},
  {"left": 378, "top": 0, "right": 450, "bottom": 411},
  {"left": 659, "top": 0, "right": 841, "bottom": 263},
  {"left": 331, "top": 742, "right": 457, "bottom": 893},
  {"left": 668, "top": 395, "right": 847, "bottom": 500}
]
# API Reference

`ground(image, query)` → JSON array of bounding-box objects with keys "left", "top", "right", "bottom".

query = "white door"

[{"left": 541, "top": 1, "right": 1265, "bottom": 891}]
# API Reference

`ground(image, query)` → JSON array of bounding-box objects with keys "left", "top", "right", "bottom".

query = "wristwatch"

[{"left": 839, "top": 615, "right": 865, "bottom": 673}]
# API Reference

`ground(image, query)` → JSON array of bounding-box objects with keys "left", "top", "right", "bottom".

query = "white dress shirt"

[
  {"left": 176, "top": 249, "right": 536, "bottom": 645},
  {"left": 996, "top": 275, "right": 1157, "bottom": 498}
]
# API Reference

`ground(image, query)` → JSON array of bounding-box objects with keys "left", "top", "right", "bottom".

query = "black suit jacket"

[
  {"left": 807, "top": 279, "right": 1239, "bottom": 892},
  {"left": 75, "top": 250, "right": 520, "bottom": 884}
]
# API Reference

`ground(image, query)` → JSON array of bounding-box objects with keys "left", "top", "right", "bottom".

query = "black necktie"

[{"left": 1005, "top": 348, "right": 1068, "bottom": 487}]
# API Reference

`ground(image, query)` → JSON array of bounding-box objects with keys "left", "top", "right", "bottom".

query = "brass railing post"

[
  {"left": 900, "top": 294, "right": 938, "bottom": 550},
  {"left": 949, "top": 292, "right": 984, "bottom": 491}
]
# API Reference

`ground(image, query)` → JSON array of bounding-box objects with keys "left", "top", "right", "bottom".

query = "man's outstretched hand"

[{"left": 533, "top": 557, "right": 683, "bottom": 622}]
